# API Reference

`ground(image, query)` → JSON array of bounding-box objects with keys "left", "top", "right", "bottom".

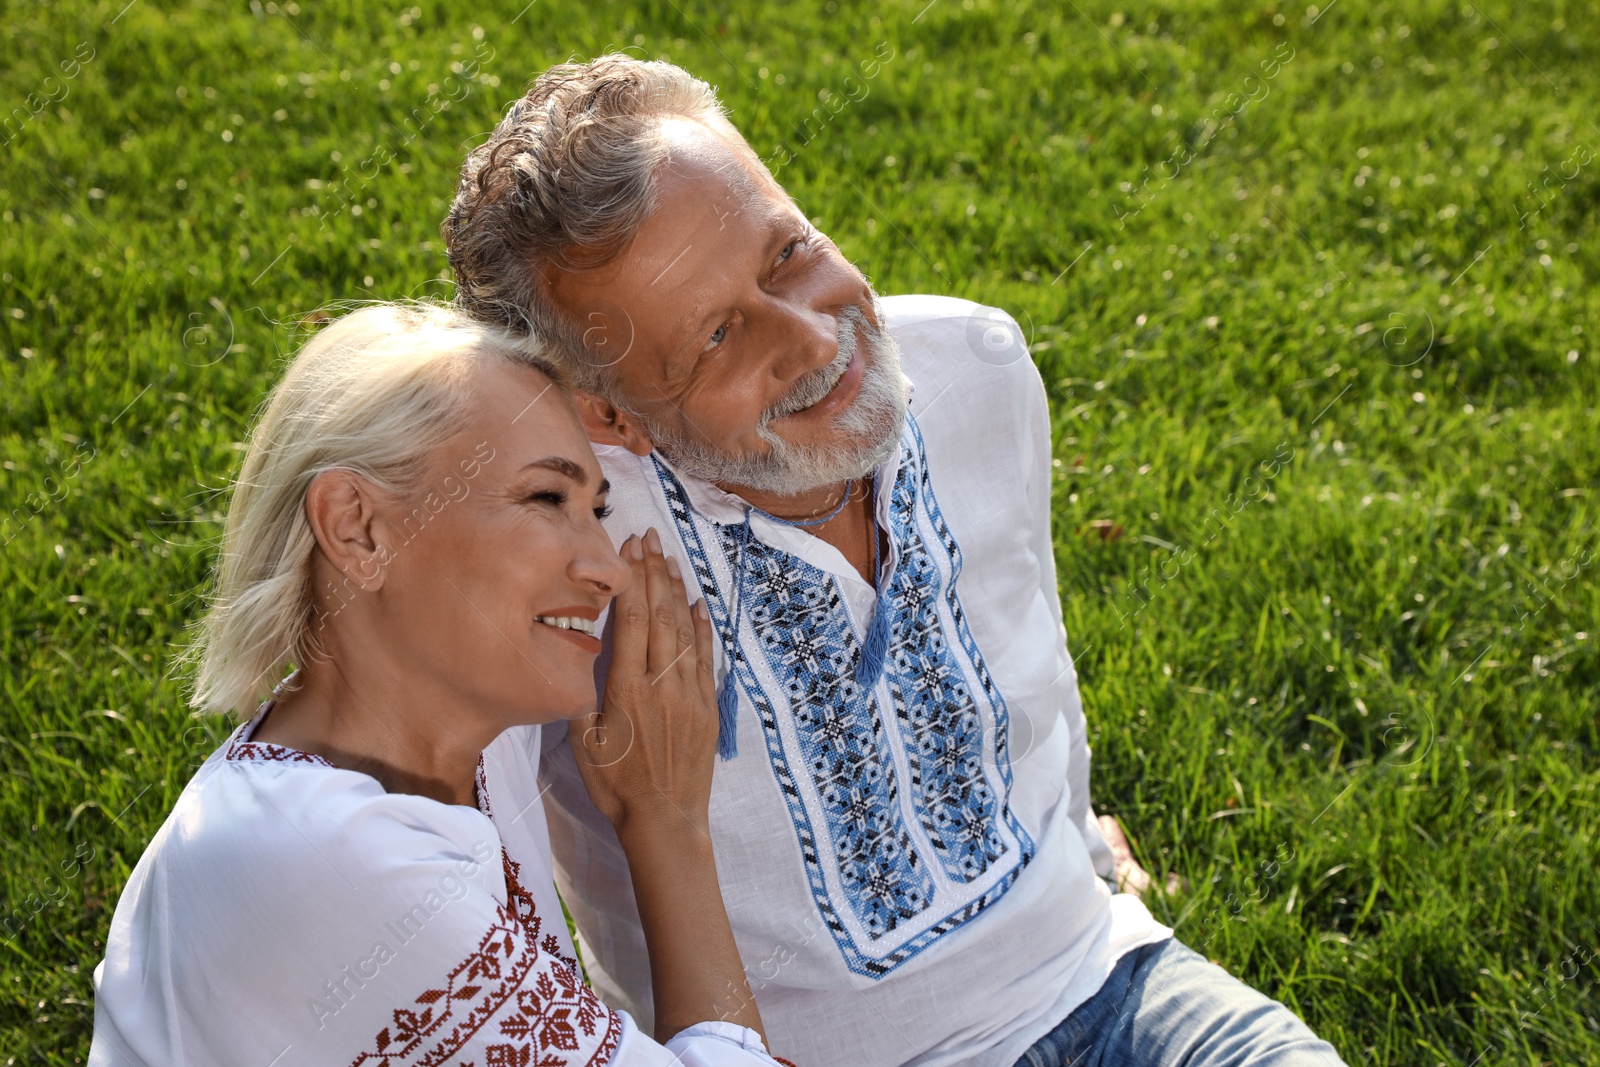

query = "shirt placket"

[{"left": 738, "top": 468, "right": 971, "bottom": 929}]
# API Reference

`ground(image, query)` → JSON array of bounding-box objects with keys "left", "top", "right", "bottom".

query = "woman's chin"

[
  {"left": 485, "top": 682, "right": 597, "bottom": 731},
  {"left": 555, "top": 695, "right": 600, "bottom": 724},
  {"left": 528, "top": 686, "right": 599, "bottom": 726}
]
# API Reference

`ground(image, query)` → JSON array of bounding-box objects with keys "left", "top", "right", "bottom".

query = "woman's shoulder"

[
  {"left": 160, "top": 734, "right": 501, "bottom": 887},
  {"left": 106, "top": 734, "right": 511, "bottom": 984},
  {"left": 93, "top": 742, "right": 524, "bottom": 1063}
]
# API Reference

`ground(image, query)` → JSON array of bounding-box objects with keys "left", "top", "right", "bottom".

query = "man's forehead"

[
  {"left": 654, "top": 126, "right": 790, "bottom": 229},
  {"left": 545, "top": 121, "right": 799, "bottom": 355},
  {"left": 580, "top": 152, "right": 789, "bottom": 294}
]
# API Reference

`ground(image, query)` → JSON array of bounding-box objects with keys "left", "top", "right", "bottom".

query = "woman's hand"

[
  {"left": 569, "top": 524, "right": 761, "bottom": 1043},
  {"left": 572, "top": 528, "right": 766, "bottom": 1044},
  {"left": 574, "top": 527, "right": 719, "bottom": 842}
]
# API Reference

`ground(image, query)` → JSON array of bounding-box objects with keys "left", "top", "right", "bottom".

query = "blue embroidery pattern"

[
  {"left": 742, "top": 532, "right": 937, "bottom": 942},
  {"left": 885, "top": 450, "right": 1015, "bottom": 884},
  {"left": 652, "top": 415, "right": 1033, "bottom": 977}
]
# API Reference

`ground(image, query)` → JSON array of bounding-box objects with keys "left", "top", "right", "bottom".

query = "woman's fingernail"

[
  {"left": 646, "top": 527, "right": 662, "bottom": 553},
  {"left": 695, "top": 599, "right": 709, "bottom": 620},
  {"left": 665, "top": 555, "right": 682, "bottom": 579},
  {"left": 626, "top": 536, "right": 644, "bottom": 560}
]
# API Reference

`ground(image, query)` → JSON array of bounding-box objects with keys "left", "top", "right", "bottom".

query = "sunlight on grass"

[{"left": 1, "top": 0, "right": 1596, "bottom": 1062}]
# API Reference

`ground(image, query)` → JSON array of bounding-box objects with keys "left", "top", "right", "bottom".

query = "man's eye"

[
  {"left": 704, "top": 324, "right": 728, "bottom": 350},
  {"left": 777, "top": 240, "right": 798, "bottom": 262}
]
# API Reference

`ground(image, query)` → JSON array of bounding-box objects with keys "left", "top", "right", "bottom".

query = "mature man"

[{"left": 447, "top": 55, "right": 1344, "bottom": 1067}]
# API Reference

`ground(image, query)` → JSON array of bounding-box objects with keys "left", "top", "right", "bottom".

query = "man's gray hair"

[{"left": 442, "top": 53, "right": 748, "bottom": 394}]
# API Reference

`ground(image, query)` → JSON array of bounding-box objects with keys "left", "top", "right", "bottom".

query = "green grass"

[{"left": 2, "top": 0, "right": 1597, "bottom": 1062}]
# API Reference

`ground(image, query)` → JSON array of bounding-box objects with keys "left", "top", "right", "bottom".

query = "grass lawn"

[{"left": 2, "top": 0, "right": 1597, "bottom": 1062}]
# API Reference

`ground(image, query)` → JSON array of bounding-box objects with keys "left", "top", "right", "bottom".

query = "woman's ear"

[
  {"left": 574, "top": 391, "right": 654, "bottom": 457},
  {"left": 304, "top": 470, "right": 392, "bottom": 592}
]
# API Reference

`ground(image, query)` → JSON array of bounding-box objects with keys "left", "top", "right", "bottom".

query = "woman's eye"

[
  {"left": 525, "top": 490, "right": 566, "bottom": 506},
  {"left": 594, "top": 503, "right": 613, "bottom": 521}
]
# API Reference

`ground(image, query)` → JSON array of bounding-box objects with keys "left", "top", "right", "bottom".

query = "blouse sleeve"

[
  {"left": 292, "top": 792, "right": 787, "bottom": 1067},
  {"left": 663, "top": 1021, "right": 785, "bottom": 1064}
]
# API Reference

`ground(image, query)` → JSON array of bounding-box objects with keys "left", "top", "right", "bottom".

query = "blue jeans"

[{"left": 1015, "top": 939, "right": 1347, "bottom": 1067}]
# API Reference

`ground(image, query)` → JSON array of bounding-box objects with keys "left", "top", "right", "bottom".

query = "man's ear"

[
  {"left": 573, "top": 391, "right": 655, "bottom": 457},
  {"left": 304, "top": 470, "right": 393, "bottom": 593}
]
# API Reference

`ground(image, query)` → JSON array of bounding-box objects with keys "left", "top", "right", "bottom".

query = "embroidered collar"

[
  {"left": 224, "top": 701, "right": 338, "bottom": 768},
  {"left": 644, "top": 407, "right": 1038, "bottom": 977},
  {"left": 473, "top": 755, "right": 492, "bottom": 818}
]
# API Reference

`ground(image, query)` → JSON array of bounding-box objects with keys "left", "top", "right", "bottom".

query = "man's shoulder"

[
  {"left": 882, "top": 293, "right": 1044, "bottom": 425},
  {"left": 882, "top": 292, "right": 991, "bottom": 325},
  {"left": 593, "top": 444, "right": 666, "bottom": 508},
  {"left": 882, "top": 293, "right": 1019, "bottom": 342}
]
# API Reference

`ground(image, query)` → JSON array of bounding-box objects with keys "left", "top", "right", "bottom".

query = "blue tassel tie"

[
  {"left": 854, "top": 482, "right": 891, "bottom": 689},
  {"left": 715, "top": 670, "right": 741, "bottom": 761},
  {"left": 714, "top": 510, "right": 754, "bottom": 761},
  {"left": 856, "top": 596, "right": 892, "bottom": 688}
]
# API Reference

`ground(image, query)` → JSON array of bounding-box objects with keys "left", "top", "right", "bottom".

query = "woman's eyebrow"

[
  {"left": 519, "top": 456, "right": 587, "bottom": 483},
  {"left": 516, "top": 458, "right": 609, "bottom": 497}
]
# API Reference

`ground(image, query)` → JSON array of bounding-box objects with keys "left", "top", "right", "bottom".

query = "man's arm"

[{"left": 1016, "top": 341, "right": 1121, "bottom": 889}]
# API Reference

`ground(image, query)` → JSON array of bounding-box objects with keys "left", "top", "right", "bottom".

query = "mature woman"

[{"left": 89, "top": 304, "right": 786, "bottom": 1066}]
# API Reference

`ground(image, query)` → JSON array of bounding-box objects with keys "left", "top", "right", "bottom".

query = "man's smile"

[{"left": 777, "top": 341, "right": 865, "bottom": 430}]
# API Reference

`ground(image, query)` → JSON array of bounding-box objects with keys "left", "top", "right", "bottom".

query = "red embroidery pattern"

[
  {"left": 475, "top": 756, "right": 494, "bottom": 818},
  {"left": 502, "top": 852, "right": 581, "bottom": 977},
  {"left": 224, "top": 735, "right": 337, "bottom": 768},
  {"left": 489, "top": 962, "right": 612, "bottom": 1066},
  {"left": 346, "top": 901, "right": 619, "bottom": 1067},
  {"left": 480, "top": 755, "right": 581, "bottom": 976},
  {"left": 223, "top": 706, "right": 338, "bottom": 768}
]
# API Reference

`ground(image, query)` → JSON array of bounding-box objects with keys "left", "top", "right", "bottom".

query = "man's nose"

[{"left": 772, "top": 299, "right": 841, "bottom": 380}]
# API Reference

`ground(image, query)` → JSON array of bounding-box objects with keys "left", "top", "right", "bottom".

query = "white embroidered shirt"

[{"left": 517, "top": 295, "right": 1173, "bottom": 1067}]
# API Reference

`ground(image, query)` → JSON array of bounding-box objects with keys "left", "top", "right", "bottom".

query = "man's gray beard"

[{"left": 639, "top": 303, "right": 908, "bottom": 496}]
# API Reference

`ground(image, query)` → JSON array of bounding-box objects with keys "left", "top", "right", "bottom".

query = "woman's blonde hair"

[{"left": 188, "top": 301, "right": 566, "bottom": 716}]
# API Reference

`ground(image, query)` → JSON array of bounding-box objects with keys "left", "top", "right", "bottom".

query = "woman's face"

[{"left": 361, "top": 361, "right": 630, "bottom": 724}]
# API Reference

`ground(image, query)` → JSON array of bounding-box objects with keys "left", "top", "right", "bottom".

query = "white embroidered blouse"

[{"left": 88, "top": 712, "right": 783, "bottom": 1067}]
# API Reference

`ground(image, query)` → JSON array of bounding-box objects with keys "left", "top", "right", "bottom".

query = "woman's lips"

[
  {"left": 536, "top": 621, "right": 602, "bottom": 654},
  {"left": 533, "top": 606, "right": 603, "bottom": 653}
]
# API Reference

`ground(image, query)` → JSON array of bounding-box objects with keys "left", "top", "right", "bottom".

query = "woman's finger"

[
  {"left": 692, "top": 598, "right": 718, "bottom": 715},
  {"left": 608, "top": 535, "right": 649, "bottom": 676},
  {"left": 643, "top": 527, "right": 682, "bottom": 678},
  {"left": 664, "top": 555, "right": 700, "bottom": 689}
]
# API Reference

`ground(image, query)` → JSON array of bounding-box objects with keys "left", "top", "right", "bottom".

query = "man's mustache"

[{"left": 763, "top": 306, "right": 868, "bottom": 422}]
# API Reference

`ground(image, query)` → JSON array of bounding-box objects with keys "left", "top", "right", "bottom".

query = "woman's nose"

[{"left": 573, "top": 530, "right": 634, "bottom": 598}]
